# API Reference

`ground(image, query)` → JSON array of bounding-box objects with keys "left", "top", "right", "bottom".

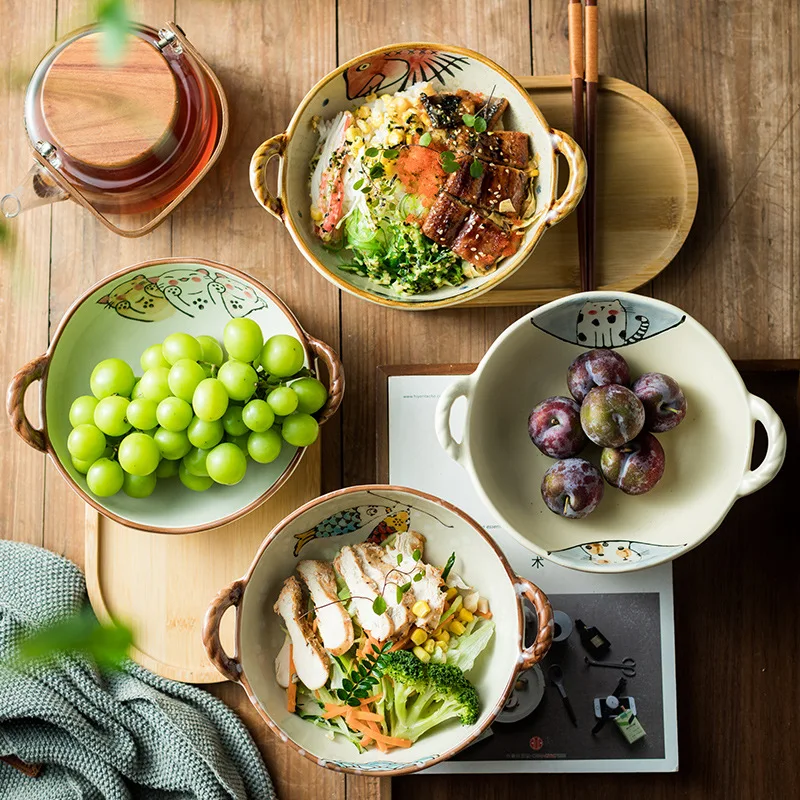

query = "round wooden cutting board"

[{"left": 85, "top": 444, "right": 320, "bottom": 684}]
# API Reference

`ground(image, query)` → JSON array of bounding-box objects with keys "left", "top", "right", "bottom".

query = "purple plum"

[
  {"left": 528, "top": 396, "right": 587, "bottom": 458},
  {"left": 580, "top": 385, "right": 645, "bottom": 448},
  {"left": 632, "top": 372, "right": 687, "bottom": 433},
  {"left": 567, "top": 349, "right": 631, "bottom": 404},
  {"left": 601, "top": 432, "right": 666, "bottom": 495},
  {"left": 541, "top": 458, "right": 605, "bottom": 519}
]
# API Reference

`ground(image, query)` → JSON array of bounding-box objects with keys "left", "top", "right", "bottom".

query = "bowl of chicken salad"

[
  {"left": 203, "top": 485, "right": 553, "bottom": 774},
  {"left": 249, "top": 42, "right": 586, "bottom": 310}
]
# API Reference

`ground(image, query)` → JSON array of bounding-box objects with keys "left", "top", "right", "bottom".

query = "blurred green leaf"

[
  {"left": 10, "top": 608, "right": 132, "bottom": 670},
  {"left": 96, "top": 0, "right": 131, "bottom": 64}
]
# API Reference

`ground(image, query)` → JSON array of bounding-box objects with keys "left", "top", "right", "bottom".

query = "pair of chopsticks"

[{"left": 569, "top": 0, "right": 598, "bottom": 291}]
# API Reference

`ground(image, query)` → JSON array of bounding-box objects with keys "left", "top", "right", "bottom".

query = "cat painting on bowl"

[
  {"left": 97, "top": 274, "right": 174, "bottom": 323},
  {"left": 156, "top": 268, "right": 267, "bottom": 319}
]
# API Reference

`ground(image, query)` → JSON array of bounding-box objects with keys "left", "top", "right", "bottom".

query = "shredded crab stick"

[{"left": 310, "top": 111, "right": 353, "bottom": 243}]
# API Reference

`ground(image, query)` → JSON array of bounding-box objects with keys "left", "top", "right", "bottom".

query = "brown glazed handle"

[
  {"left": 306, "top": 334, "right": 345, "bottom": 427},
  {"left": 7, "top": 353, "right": 48, "bottom": 453},
  {"left": 249, "top": 132, "right": 287, "bottom": 222},
  {"left": 202, "top": 579, "right": 245, "bottom": 682},
  {"left": 515, "top": 576, "right": 554, "bottom": 671}
]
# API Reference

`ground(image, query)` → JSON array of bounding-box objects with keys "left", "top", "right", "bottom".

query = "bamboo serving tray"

[
  {"left": 85, "top": 444, "right": 320, "bottom": 683},
  {"left": 467, "top": 75, "right": 698, "bottom": 307}
]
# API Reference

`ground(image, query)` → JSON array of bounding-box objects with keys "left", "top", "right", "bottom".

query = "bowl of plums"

[
  {"left": 436, "top": 292, "right": 786, "bottom": 572},
  {"left": 6, "top": 258, "right": 343, "bottom": 533}
]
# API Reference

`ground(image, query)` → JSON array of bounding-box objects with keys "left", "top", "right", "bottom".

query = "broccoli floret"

[{"left": 381, "top": 653, "right": 480, "bottom": 741}]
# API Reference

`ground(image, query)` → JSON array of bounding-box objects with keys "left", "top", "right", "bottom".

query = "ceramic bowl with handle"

[
  {"left": 6, "top": 258, "right": 343, "bottom": 534},
  {"left": 435, "top": 292, "right": 786, "bottom": 572},
  {"left": 203, "top": 485, "right": 553, "bottom": 775},
  {"left": 249, "top": 42, "right": 585, "bottom": 310}
]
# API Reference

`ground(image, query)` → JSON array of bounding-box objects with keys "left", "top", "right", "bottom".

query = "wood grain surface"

[{"left": 1, "top": 1, "right": 798, "bottom": 799}]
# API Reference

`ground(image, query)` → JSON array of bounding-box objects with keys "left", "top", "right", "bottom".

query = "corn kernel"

[
  {"left": 448, "top": 620, "right": 466, "bottom": 636},
  {"left": 413, "top": 645, "right": 431, "bottom": 663},
  {"left": 411, "top": 600, "right": 431, "bottom": 618},
  {"left": 458, "top": 608, "right": 474, "bottom": 624},
  {"left": 434, "top": 630, "right": 450, "bottom": 643},
  {"left": 410, "top": 628, "right": 428, "bottom": 646},
  {"left": 357, "top": 105, "right": 371, "bottom": 120},
  {"left": 406, "top": 133, "right": 415, "bottom": 145},
  {"left": 357, "top": 119, "right": 369, "bottom": 133},
  {"left": 365, "top": 92, "right": 377, "bottom": 103},
  {"left": 434, "top": 640, "right": 448, "bottom": 652},
  {"left": 445, "top": 587, "right": 458, "bottom": 601},
  {"left": 310, "top": 207, "right": 323, "bottom": 222},
  {"left": 477, "top": 597, "right": 489, "bottom": 614},
  {"left": 386, "top": 130, "right": 403, "bottom": 147},
  {"left": 423, "top": 638, "right": 436, "bottom": 654}
]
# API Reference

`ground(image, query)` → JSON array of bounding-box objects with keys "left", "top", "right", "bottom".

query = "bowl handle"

[
  {"left": 545, "top": 129, "right": 587, "bottom": 228},
  {"left": 202, "top": 579, "right": 245, "bottom": 682},
  {"left": 7, "top": 354, "right": 49, "bottom": 453},
  {"left": 434, "top": 375, "right": 473, "bottom": 464},
  {"left": 737, "top": 393, "right": 787, "bottom": 497},
  {"left": 249, "top": 132, "right": 287, "bottom": 222},
  {"left": 515, "top": 576, "right": 554, "bottom": 671},
  {"left": 306, "top": 334, "right": 345, "bottom": 426}
]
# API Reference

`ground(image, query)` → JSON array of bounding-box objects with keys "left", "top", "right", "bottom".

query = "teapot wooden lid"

[{"left": 40, "top": 32, "right": 178, "bottom": 168}]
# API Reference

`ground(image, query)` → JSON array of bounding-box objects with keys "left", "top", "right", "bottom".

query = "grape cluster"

[{"left": 66, "top": 319, "right": 328, "bottom": 498}]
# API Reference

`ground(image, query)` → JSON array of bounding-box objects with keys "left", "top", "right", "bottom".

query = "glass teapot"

[{"left": 2, "top": 21, "right": 228, "bottom": 237}]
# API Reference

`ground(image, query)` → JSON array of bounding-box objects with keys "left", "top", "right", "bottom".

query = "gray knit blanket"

[{"left": 0, "top": 539, "right": 276, "bottom": 800}]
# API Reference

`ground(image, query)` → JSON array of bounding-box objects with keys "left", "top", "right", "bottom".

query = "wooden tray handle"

[
  {"left": 202, "top": 579, "right": 245, "bottom": 682},
  {"left": 738, "top": 393, "right": 786, "bottom": 497},
  {"left": 306, "top": 334, "right": 345, "bottom": 427},
  {"left": 249, "top": 133, "right": 287, "bottom": 222},
  {"left": 6, "top": 353, "right": 48, "bottom": 453},
  {"left": 546, "top": 128, "right": 587, "bottom": 228},
  {"left": 515, "top": 576, "right": 554, "bottom": 671}
]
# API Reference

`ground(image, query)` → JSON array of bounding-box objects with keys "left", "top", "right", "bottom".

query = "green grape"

[
  {"left": 90, "top": 358, "right": 136, "bottom": 399},
  {"left": 68, "top": 424, "right": 107, "bottom": 462},
  {"left": 223, "top": 318, "right": 263, "bottom": 362},
  {"left": 155, "top": 458, "right": 180, "bottom": 479},
  {"left": 192, "top": 378, "right": 229, "bottom": 422},
  {"left": 242, "top": 398, "right": 275, "bottom": 432},
  {"left": 182, "top": 446, "right": 211, "bottom": 477},
  {"left": 206, "top": 442, "right": 247, "bottom": 485},
  {"left": 222, "top": 405, "right": 249, "bottom": 436},
  {"left": 168, "top": 358, "right": 206, "bottom": 402},
  {"left": 197, "top": 335, "right": 224, "bottom": 366},
  {"left": 162, "top": 333, "right": 202, "bottom": 365},
  {"left": 139, "top": 367, "right": 172, "bottom": 403},
  {"left": 93, "top": 395, "right": 131, "bottom": 437},
  {"left": 156, "top": 396, "right": 193, "bottom": 432},
  {"left": 140, "top": 344, "right": 170, "bottom": 371},
  {"left": 71, "top": 456, "right": 95, "bottom": 474},
  {"left": 126, "top": 398, "right": 159, "bottom": 431},
  {"left": 123, "top": 471, "right": 157, "bottom": 498},
  {"left": 69, "top": 395, "right": 99, "bottom": 427},
  {"left": 217, "top": 360, "right": 257, "bottom": 402},
  {"left": 118, "top": 432, "right": 161, "bottom": 476},
  {"left": 291, "top": 377, "right": 328, "bottom": 414},
  {"left": 131, "top": 380, "right": 144, "bottom": 400},
  {"left": 226, "top": 432, "right": 250, "bottom": 456},
  {"left": 153, "top": 427, "right": 192, "bottom": 460},
  {"left": 179, "top": 462, "right": 214, "bottom": 492},
  {"left": 267, "top": 386, "right": 299, "bottom": 416},
  {"left": 187, "top": 416, "right": 224, "bottom": 449},
  {"left": 247, "top": 428, "right": 282, "bottom": 464},
  {"left": 261, "top": 335, "right": 305, "bottom": 378},
  {"left": 86, "top": 458, "right": 124, "bottom": 497},
  {"left": 281, "top": 413, "right": 320, "bottom": 447}
]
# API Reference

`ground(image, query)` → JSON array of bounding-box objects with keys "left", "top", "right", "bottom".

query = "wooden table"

[{"left": 1, "top": 1, "right": 798, "bottom": 798}]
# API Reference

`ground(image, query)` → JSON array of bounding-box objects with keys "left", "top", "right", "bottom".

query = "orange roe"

[{"left": 395, "top": 145, "right": 446, "bottom": 207}]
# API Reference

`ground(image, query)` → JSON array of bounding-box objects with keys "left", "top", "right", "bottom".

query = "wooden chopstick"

[
  {"left": 568, "top": 0, "right": 588, "bottom": 291},
  {"left": 584, "top": 0, "right": 599, "bottom": 291}
]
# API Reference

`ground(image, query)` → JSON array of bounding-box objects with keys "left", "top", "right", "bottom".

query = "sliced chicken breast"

[
  {"left": 297, "top": 560, "right": 354, "bottom": 657},
  {"left": 409, "top": 563, "right": 448, "bottom": 631},
  {"left": 353, "top": 544, "right": 413, "bottom": 636},
  {"left": 333, "top": 546, "right": 394, "bottom": 642},
  {"left": 273, "top": 576, "right": 330, "bottom": 690},
  {"left": 275, "top": 635, "right": 292, "bottom": 689}
]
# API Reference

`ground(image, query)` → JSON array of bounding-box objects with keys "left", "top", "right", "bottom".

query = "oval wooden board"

[
  {"left": 467, "top": 75, "right": 698, "bottom": 306},
  {"left": 85, "top": 444, "right": 320, "bottom": 683}
]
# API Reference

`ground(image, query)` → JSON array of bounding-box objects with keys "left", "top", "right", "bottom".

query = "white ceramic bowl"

[
  {"left": 435, "top": 292, "right": 786, "bottom": 572},
  {"left": 203, "top": 485, "right": 553, "bottom": 775},
  {"left": 6, "top": 258, "right": 343, "bottom": 534},
  {"left": 249, "top": 42, "right": 586, "bottom": 310}
]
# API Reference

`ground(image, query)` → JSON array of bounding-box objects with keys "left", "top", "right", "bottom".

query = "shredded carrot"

[
  {"left": 360, "top": 693, "right": 383, "bottom": 705},
  {"left": 352, "top": 710, "right": 383, "bottom": 722},
  {"left": 322, "top": 704, "right": 350, "bottom": 719},
  {"left": 286, "top": 646, "right": 297, "bottom": 713},
  {"left": 389, "top": 633, "right": 412, "bottom": 652},
  {"left": 476, "top": 610, "right": 493, "bottom": 619},
  {"left": 347, "top": 718, "right": 412, "bottom": 749}
]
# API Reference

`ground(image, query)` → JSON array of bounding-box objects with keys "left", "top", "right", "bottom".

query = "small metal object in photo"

[{"left": 583, "top": 655, "right": 636, "bottom": 677}]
